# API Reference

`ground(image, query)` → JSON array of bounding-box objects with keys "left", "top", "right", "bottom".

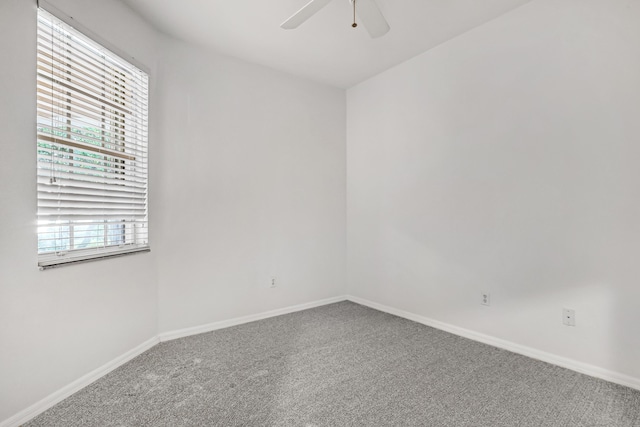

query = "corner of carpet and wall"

[{"left": 3, "top": 294, "right": 639, "bottom": 427}]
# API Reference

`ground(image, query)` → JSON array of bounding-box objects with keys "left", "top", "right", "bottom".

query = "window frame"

[{"left": 36, "top": 5, "right": 151, "bottom": 270}]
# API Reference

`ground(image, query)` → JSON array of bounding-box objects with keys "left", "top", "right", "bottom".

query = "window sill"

[{"left": 38, "top": 246, "right": 150, "bottom": 270}]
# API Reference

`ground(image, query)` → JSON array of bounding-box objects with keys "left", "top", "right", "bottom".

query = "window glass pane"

[{"left": 36, "top": 8, "right": 149, "bottom": 267}]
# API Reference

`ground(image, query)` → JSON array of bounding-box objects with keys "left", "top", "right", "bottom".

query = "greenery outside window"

[{"left": 36, "top": 8, "right": 149, "bottom": 269}]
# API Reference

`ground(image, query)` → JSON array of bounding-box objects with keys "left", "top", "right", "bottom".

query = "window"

[{"left": 36, "top": 9, "right": 149, "bottom": 269}]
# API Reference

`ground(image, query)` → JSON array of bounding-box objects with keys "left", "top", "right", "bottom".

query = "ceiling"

[{"left": 122, "top": 0, "right": 533, "bottom": 88}]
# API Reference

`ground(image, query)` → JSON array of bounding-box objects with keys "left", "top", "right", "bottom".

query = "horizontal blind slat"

[
  {"left": 36, "top": 93, "right": 149, "bottom": 139},
  {"left": 36, "top": 57, "right": 143, "bottom": 112},
  {"left": 37, "top": 183, "right": 147, "bottom": 198},
  {"left": 37, "top": 212, "right": 148, "bottom": 220},
  {"left": 36, "top": 29, "right": 148, "bottom": 94},
  {"left": 36, "top": 46, "right": 148, "bottom": 105},
  {"left": 37, "top": 161, "right": 148, "bottom": 182},
  {"left": 37, "top": 9, "right": 149, "bottom": 259},
  {"left": 36, "top": 171, "right": 148, "bottom": 191},
  {"left": 38, "top": 219, "right": 147, "bottom": 227},
  {"left": 36, "top": 17, "right": 136, "bottom": 71},
  {"left": 37, "top": 103, "right": 149, "bottom": 146},
  {"left": 36, "top": 31, "right": 148, "bottom": 98},
  {"left": 37, "top": 133, "right": 138, "bottom": 162},
  {"left": 37, "top": 142, "right": 148, "bottom": 172}
]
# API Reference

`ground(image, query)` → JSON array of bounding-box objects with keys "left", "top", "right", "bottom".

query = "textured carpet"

[{"left": 27, "top": 301, "right": 640, "bottom": 426}]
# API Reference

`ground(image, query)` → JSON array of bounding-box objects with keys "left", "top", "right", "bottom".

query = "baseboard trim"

[
  {"left": 158, "top": 295, "right": 349, "bottom": 342},
  {"left": 0, "top": 336, "right": 159, "bottom": 427},
  {"left": 347, "top": 295, "right": 640, "bottom": 392},
  {"left": 2, "top": 295, "right": 350, "bottom": 427},
  {"left": 8, "top": 294, "right": 635, "bottom": 427}
]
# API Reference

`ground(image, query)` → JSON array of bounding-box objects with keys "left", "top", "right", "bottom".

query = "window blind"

[{"left": 36, "top": 9, "right": 150, "bottom": 269}]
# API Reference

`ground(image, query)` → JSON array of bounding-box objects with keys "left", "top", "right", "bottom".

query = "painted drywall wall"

[
  {"left": 0, "top": 0, "right": 160, "bottom": 422},
  {"left": 0, "top": 0, "right": 347, "bottom": 421},
  {"left": 154, "top": 37, "right": 347, "bottom": 333},
  {"left": 347, "top": 0, "right": 640, "bottom": 381}
]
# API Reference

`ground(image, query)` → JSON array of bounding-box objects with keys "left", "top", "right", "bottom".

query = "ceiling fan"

[{"left": 281, "top": 0, "right": 390, "bottom": 39}]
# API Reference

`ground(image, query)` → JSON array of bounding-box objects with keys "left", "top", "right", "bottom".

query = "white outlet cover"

[
  {"left": 563, "top": 308, "right": 576, "bottom": 326},
  {"left": 481, "top": 292, "right": 491, "bottom": 306}
]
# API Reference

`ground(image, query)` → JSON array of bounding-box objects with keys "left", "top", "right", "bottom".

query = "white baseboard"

[
  {"left": 347, "top": 295, "right": 640, "bottom": 392},
  {"left": 7, "top": 294, "right": 636, "bottom": 427},
  {"left": 158, "top": 295, "right": 349, "bottom": 342},
  {"left": 0, "top": 336, "right": 159, "bottom": 427},
  {"left": 2, "top": 295, "right": 349, "bottom": 427}
]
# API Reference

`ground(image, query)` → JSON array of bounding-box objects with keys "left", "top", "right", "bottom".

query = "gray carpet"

[{"left": 26, "top": 301, "right": 640, "bottom": 426}]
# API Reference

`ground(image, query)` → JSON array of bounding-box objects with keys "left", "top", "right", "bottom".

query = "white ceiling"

[{"left": 122, "top": 0, "right": 533, "bottom": 88}]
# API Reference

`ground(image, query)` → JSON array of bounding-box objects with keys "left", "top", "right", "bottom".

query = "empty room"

[{"left": 1, "top": 0, "right": 639, "bottom": 425}]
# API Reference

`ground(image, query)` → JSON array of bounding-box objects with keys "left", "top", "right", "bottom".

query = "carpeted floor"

[{"left": 26, "top": 301, "right": 640, "bottom": 426}]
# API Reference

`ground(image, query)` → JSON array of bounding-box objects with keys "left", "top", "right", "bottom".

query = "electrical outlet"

[
  {"left": 481, "top": 292, "right": 490, "bottom": 306},
  {"left": 563, "top": 308, "right": 575, "bottom": 326},
  {"left": 270, "top": 277, "right": 277, "bottom": 288}
]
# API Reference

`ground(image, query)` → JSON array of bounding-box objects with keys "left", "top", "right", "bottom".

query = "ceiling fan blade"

[
  {"left": 281, "top": 0, "right": 335, "bottom": 29},
  {"left": 355, "top": 0, "right": 390, "bottom": 38}
]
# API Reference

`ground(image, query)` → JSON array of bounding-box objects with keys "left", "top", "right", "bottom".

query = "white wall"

[
  {"left": 0, "top": 0, "right": 347, "bottom": 420},
  {"left": 1, "top": 0, "right": 347, "bottom": 422},
  {"left": 0, "top": 0, "right": 161, "bottom": 422},
  {"left": 347, "top": 0, "right": 640, "bottom": 381},
  {"left": 7, "top": 0, "right": 639, "bottom": 422},
  {"left": 154, "top": 38, "right": 347, "bottom": 333}
]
